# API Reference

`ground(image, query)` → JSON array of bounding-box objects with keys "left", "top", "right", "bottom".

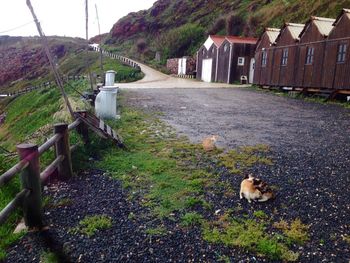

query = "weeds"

[
  {"left": 273, "top": 218, "right": 309, "bottom": 245},
  {"left": 181, "top": 212, "right": 204, "bottom": 227},
  {"left": 145, "top": 227, "right": 167, "bottom": 236},
  {"left": 70, "top": 215, "right": 112, "bottom": 237},
  {"left": 219, "top": 144, "right": 273, "bottom": 174},
  {"left": 203, "top": 216, "right": 299, "bottom": 261},
  {"left": 40, "top": 251, "right": 59, "bottom": 263}
]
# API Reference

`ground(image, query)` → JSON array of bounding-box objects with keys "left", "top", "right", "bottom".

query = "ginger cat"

[
  {"left": 240, "top": 174, "right": 275, "bottom": 203},
  {"left": 202, "top": 135, "right": 218, "bottom": 152}
]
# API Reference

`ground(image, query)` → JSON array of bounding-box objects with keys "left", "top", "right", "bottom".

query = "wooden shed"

[
  {"left": 216, "top": 36, "right": 257, "bottom": 84},
  {"left": 196, "top": 35, "right": 225, "bottom": 82},
  {"left": 323, "top": 9, "right": 350, "bottom": 92},
  {"left": 271, "top": 23, "right": 304, "bottom": 87},
  {"left": 253, "top": 28, "right": 280, "bottom": 85},
  {"left": 297, "top": 17, "right": 335, "bottom": 88}
]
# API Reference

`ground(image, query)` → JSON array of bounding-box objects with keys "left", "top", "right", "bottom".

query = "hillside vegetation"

[
  {"left": 0, "top": 48, "right": 142, "bottom": 259},
  {"left": 103, "top": 0, "right": 350, "bottom": 64}
]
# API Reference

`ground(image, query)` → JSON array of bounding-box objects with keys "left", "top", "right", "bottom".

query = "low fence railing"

[
  {"left": 0, "top": 75, "right": 88, "bottom": 98},
  {"left": 91, "top": 47, "right": 141, "bottom": 71},
  {"left": 0, "top": 113, "right": 88, "bottom": 227}
]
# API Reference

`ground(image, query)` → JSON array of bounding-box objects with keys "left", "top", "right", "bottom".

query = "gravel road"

[{"left": 124, "top": 87, "right": 350, "bottom": 262}]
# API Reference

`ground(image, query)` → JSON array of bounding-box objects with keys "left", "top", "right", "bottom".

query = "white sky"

[{"left": 0, "top": 0, "right": 156, "bottom": 38}]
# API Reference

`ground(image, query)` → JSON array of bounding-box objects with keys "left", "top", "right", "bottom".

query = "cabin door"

[
  {"left": 178, "top": 58, "right": 187, "bottom": 75},
  {"left": 202, "top": 58, "right": 213, "bottom": 82},
  {"left": 249, "top": 58, "right": 255, "bottom": 84}
]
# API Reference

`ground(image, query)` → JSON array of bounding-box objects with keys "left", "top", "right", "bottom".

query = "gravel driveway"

[{"left": 124, "top": 87, "right": 350, "bottom": 262}]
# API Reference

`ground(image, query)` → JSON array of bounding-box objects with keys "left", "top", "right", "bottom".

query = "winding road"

[{"left": 118, "top": 60, "right": 244, "bottom": 89}]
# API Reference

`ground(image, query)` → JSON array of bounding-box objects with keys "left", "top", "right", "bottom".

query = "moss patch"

[{"left": 70, "top": 215, "right": 112, "bottom": 237}]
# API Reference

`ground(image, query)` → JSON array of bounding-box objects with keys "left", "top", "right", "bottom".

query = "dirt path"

[{"left": 118, "top": 60, "right": 246, "bottom": 89}]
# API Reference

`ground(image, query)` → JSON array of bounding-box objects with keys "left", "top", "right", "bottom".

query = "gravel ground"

[
  {"left": 5, "top": 171, "right": 263, "bottom": 263},
  {"left": 124, "top": 87, "right": 350, "bottom": 262},
  {"left": 5, "top": 87, "right": 350, "bottom": 262}
]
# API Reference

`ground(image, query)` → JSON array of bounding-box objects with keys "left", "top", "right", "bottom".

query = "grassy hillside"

[
  {"left": 103, "top": 0, "right": 350, "bottom": 64},
  {"left": 0, "top": 51, "right": 142, "bottom": 259}
]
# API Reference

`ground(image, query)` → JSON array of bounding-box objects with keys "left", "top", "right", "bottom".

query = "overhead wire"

[{"left": 0, "top": 21, "right": 35, "bottom": 34}]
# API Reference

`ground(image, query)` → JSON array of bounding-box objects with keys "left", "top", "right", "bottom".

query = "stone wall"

[{"left": 166, "top": 58, "right": 179, "bottom": 75}]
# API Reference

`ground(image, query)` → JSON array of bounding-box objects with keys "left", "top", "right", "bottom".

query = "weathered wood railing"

[
  {"left": 0, "top": 116, "right": 88, "bottom": 227},
  {"left": 90, "top": 46, "right": 141, "bottom": 71},
  {"left": 0, "top": 75, "right": 88, "bottom": 98}
]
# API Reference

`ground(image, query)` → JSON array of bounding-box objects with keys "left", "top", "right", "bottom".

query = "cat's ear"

[
  {"left": 248, "top": 174, "right": 254, "bottom": 179},
  {"left": 244, "top": 174, "right": 249, "bottom": 179}
]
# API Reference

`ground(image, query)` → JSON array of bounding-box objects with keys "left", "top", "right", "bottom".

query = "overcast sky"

[{"left": 0, "top": 0, "right": 156, "bottom": 38}]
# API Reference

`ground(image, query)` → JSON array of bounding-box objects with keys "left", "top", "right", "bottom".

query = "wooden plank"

[
  {"left": 0, "top": 189, "right": 30, "bottom": 225},
  {"left": 99, "top": 119, "right": 105, "bottom": 131},
  {"left": 106, "top": 125, "right": 112, "bottom": 136}
]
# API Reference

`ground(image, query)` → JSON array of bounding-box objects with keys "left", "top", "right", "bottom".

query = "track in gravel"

[{"left": 124, "top": 87, "right": 350, "bottom": 262}]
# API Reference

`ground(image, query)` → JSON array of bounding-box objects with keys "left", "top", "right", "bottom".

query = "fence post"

[
  {"left": 17, "top": 143, "right": 43, "bottom": 228},
  {"left": 54, "top": 123, "right": 73, "bottom": 180},
  {"left": 76, "top": 111, "right": 89, "bottom": 144}
]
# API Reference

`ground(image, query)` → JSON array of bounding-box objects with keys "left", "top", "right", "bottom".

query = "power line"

[{"left": 0, "top": 21, "right": 35, "bottom": 34}]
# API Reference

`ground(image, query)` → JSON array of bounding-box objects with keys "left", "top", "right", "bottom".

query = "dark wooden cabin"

[
  {"left": 253, "top": 28, "right": 280, "bottom": 85},
  {"left": 297, "top": 17, "right": 335, "bottom": 88},
  {"left": 216, "top": 36, "right": 257, "bottom": 84},
  {"left": 323, "top": 9, "right": 350, "bottom": 91},
  {"left": 271, "top": 23, "right": 304, "bottom": 87},
  {"left": 196, "top": 35, "right": 225, "bottom": 82}
]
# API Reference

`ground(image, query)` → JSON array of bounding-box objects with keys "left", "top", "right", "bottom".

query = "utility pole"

[
  {"left": 85, "top": 0, "right": 94, "bottom": 91},
  {"left": 95, "top": 4, "right": 103, "bottom": 73},
  {"left": 26, "top": 0, "right": 74, "bottom": 118}
]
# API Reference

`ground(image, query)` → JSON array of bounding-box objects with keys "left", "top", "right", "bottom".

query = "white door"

[
  {"left": 178, "top": 59, "right": 182, "bottom": 75},
  {"left": 249, "top": 58, "right": 255, "bottom": 84},
  {"left": 178, "top": 58, "right": 187, "bottom": 75},
  {"left": 202, "top": 58, "right": 213, "bottom": 82}
]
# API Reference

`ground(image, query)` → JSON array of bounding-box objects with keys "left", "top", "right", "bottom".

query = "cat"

[
  {"left": 240, "top": 174, "right": 275, "bottom": 203},
  {"left": 202, "top": 135, "right": 218, "bottom": 151}
]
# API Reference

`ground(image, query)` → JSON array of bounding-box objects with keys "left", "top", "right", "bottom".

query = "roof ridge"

[
  {"left": 285, "top": 23, "right": 305, "bottom": 27},
  {"left": 311, "top": 16, "right": 336, "bottom": 22},
  {"left": 265, "top": 28, "right": 280, "bottom": 32}
]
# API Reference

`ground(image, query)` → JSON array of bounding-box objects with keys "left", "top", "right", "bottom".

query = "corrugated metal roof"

[
  {"left": 265, "top": 28, "right": 280, "bottom": 43},
  {"left": 285, "top": 23, "right": 305, "bottom": 40},
  {"left": 225, "top": 36, "right": 258, "bottom": 44},
  {"left": 311, "top": 16, "right": 336, "bottom": 36}
]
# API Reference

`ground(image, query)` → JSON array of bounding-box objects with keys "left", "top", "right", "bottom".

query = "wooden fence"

[
  {"left": 90, "top": 46, "right": 141, "bottom": 71},
  {"left": 0, "top": 75, "right": 88, "bottom": 98},
  {"left": 0, "top": 114, "right": 88, "bottom": 227}
]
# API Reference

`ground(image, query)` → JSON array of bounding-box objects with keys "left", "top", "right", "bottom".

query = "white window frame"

[
  {"left": 337, "top": 43, "right": 347, "bottom": 63},
  {"left": 237, "top": 57, "right": 245, "bottom": 66},
  {"left": 261, "top": 50, "right": 267, "bottom": 67}
]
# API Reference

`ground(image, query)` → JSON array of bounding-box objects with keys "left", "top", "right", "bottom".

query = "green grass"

[
  {"left": 70, "top": 215, "right": 112, "bottom": 237},
  {"left": 145, "top": 226, "right": 167, "bottom": 236},
  {"left": 40, "top": 251, "right": 60, "bottom": 263},
  {"left": 219, "top": 144, "right": 273, "bottom": 174},
  {"left": 273, "top": 219, "right": 309, "bottom": 245},
  {"left": 203, "top": 216, "right": 299, "bottom": 261},
  {"left": 181, "top": 212, "right": 204, "bottom": 227}
]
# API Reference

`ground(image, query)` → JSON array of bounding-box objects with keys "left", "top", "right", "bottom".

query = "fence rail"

[
  {"left": 90, "top": 46, "right": 141, "bottom": 71},
  {"left": 0, "top": 75, "right": 88, "bottom": 98},
  {"left": 0, "top": 116, "right": 87, "bottom": 227}
]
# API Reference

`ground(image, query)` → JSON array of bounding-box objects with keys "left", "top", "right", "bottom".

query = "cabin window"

[
  {"left": 261, "top": 51, "right": 267, "bottom": 66},
  {"left": 281, "top": 48, "right": 288, "bottom": 65},
  {"left": 305, "top": 47, "right": 314, "bottom": 65},
  {"left": 224, "top": 44, "right": 229, "bottom": 52},
  {"left": 237, "top": 57, "right": 245, "bottom": 66},
  {"left": 337, "top": 43, "right": 347, "bottom": 63},
  {"left": 202, "top": 49, "right": 205, "bottom": 55},
  {"left": 212, "top": 47, "right": 215, "bottom": 54}
]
